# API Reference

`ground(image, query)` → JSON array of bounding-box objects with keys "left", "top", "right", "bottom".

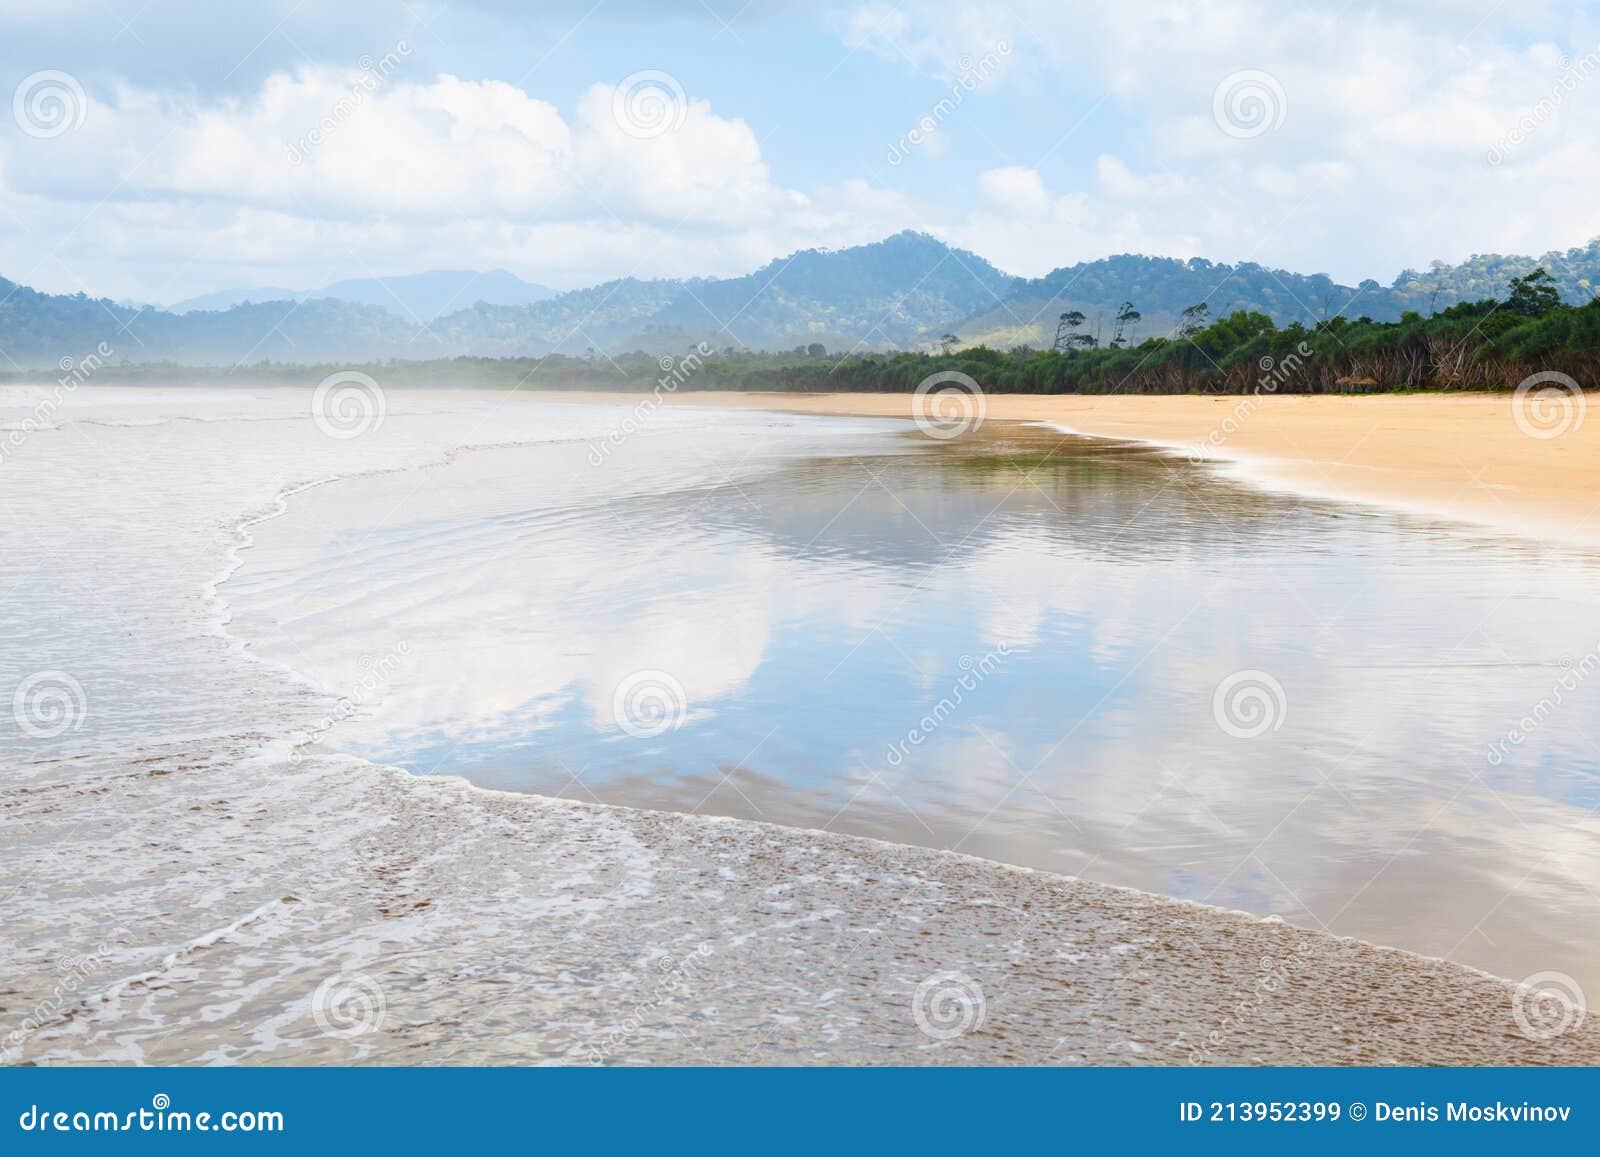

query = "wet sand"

[
  {"left": 11, "top": 748, "right": 1599, "bottom": 1065},
  {"left": 648, "top": 392, "right": 1600, "bottom": 550},
  {"left": 6, "top": 387, "right": 1598, "bottom": 1067}
]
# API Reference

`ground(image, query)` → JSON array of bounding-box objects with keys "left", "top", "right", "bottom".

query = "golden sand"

[{"left": 647, "top": 391, "right": 1600, "bottom": 550}]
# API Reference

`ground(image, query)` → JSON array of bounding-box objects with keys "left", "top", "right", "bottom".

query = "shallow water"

[
  {"left": 227, "top": 406, "right": 1600, "bottom": 996},
  {"left": 3, "top": 384, "right": 1597, "bottom": 1066}
]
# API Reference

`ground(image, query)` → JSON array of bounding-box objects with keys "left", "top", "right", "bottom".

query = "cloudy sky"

[{"left": 4, "top": 0, "right": 1599, "bottom": 304}]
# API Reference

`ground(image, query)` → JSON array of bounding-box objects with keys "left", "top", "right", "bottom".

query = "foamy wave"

[{"left": 4, "top": 387, "right": 1594, "bottom": 1067}]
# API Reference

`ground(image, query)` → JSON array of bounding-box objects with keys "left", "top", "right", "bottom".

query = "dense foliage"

[
  {"left": 9, "top": 235, "right": 1600, "bottom": 372},
  {"left": 20, "top": 271, "right": 1596, "bottom": 396},
  {"left": 782, "top": 278, "right": 1600, "bottom": 396},
  {"left": 953, "top": 241, "right": 1600, "bottom": 349}
]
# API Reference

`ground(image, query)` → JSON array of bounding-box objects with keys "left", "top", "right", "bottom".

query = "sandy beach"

[
  {"left": 6, "top": 386, "right": 1599, "bottom": 1068},
  {"left": 651, "top": 392, "right": 1600, "bottom": 550}
]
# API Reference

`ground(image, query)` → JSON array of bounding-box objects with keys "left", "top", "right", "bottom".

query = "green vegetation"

[
  {"left": 950, "top": 241, "right": 1600, "bottom": 349},
  {"left": 9, "top": 270, "right": 1595, "bottom": 397},
  {"left": 794, "top": 276, "right": 1599, "bottom": 394},
  {"left": 9, "top": 236, "right": 1600, "bottom": 373}
]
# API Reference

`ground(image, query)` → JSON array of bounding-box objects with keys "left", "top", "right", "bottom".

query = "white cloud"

[
  {"left": 10, "top": 68, "right": 782, "bottom": 224},
  {"left": 848, "top": 0, "right": 1600, "bottom": 280},
  {"left": 7, "top": 1, "right": 1600, "bottom": 301},
  {"left": 0, "top": 67, "right": 911, "bottom": 301},
  {"left": 569, "top": 82, "right": 800, "bottom": 225},
  {"left": 977, "top": 165, "right": 1050, "bottom": 216},
  {"left": 958, "top": 161, "right": 1207, "bottom": 275}
]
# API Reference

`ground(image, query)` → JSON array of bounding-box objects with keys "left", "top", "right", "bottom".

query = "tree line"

[
  {"left": 753, "top": 270, "right": 1597, "bottom": 395},
  {"left": 15, "top": 270, "right": 1594, "bottom": 397}
]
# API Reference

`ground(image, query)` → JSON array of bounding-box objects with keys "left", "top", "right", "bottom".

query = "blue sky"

[{"left": 3, "top": 1, "right": 1599, "bottom": 303}]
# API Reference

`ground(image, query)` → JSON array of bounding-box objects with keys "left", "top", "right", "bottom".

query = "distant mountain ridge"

[
  {"left": 168, "top": 268, "right": 557, "bottom": 321},
  {"left": 945, "top": 240, "right": 1600, "bottom": 350},
  {"left": 170, "top": 285, "right": 300, "bottom": 313},
  {"left": 4, "top": 233, "right": 1599, "bottom": 370}
]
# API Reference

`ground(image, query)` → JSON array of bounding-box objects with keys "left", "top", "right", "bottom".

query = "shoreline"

[
  {"left": 219, "top": 412, "right": 1530, "bottom": 991},
  {"left": 203, "top": 400, "right": 1600, "bottom": 1068},
  {"left": 10, "top": 387, "right": 1598, "bottom": 1065},
  {"left": 630, "top": 391, "right": 1600, "bottom": 553}
]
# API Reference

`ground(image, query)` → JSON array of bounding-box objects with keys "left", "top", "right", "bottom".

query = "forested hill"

[
  {"left": 944, "top": 240, "right": 1600, "bottom": 350},
  {"left": 0, "top": 232, "right": 1015, "bottom": 368},
  {"left": 54, "top": 274, "right": 1600, "bottom": 398},
  {"left": 5, "top": 233, "right": 1600, "bottom": 369},
  {"left": 167, "top": 269, "right": 557, "bottom": 320},
  {"left": 635, "top": 230, "right": 1018, "bottom": 351}
]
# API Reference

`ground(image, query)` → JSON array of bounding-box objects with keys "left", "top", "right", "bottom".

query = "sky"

[{"left": 3, "top": 0, "right": 1600, "bottom": 305}]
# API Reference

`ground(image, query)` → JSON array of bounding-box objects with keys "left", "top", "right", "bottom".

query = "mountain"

[
  {"left": 946, "top": 240, "right": 1600, "bottom": 350},
  {"left": 1388, "top": 239, "right": 1600, "bottom": 313},
  {"left": 311, "top": 269, "right": 558, "bottom": 321},
  {"left": 628, "top": 231, "right": 1020, "bottom": 353},
  {"left": 946, "top": 256, "right": 1359, "bottom": 349},
  {"left": 440, "top": 231, "right": 1018, "bottom": 356},
  {"left": 168, "top": 269, "right": 557, "bottom": 321},
  {"left": 0, "top": 278, "right": 425, "bottom": 366},
  {"left": 0, "top": 233, "right": 1016, "bottom": 367},
  {"left": 370, "top": 234, "right": 1016, "bottom": 356},
  {"left": 6, "top": 234, "right": 1600, "bottom": 370},
  {"left": 444, "top": 278, "right": 689, "bottom": 356},
  {"left": 169, "top": 285, "right": 302, "bottom": 313}
]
